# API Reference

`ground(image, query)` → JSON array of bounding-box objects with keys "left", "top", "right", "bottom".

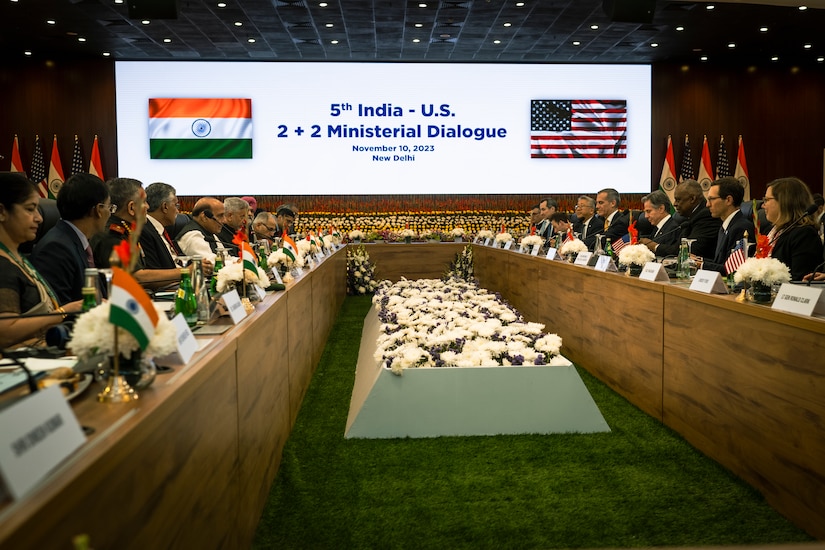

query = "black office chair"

[
  {"left": 168, "top": 212, "right": 192, "bottom": 239},
  {"left": 20, "top": 197, "right": 60, "bottom": 255}
]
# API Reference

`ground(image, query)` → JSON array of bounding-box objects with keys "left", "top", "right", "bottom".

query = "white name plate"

[
  {"left": 271, "top": 268, "right": 283, "bottom": 284},
  {"left": 594, "top": 256, "right": 618, "bottom": 272},
  {"left": 517, "top": 243, "right": 526, "bottom": 254},
  {"left": 690, "top": 269, "right": 729, "bottom": 294},
  {"left": 639, "top": 262, "right": 670, "bottom": 282},
  {"left": 545, "top": 248, "right": 558, "bottom": 260},
  {"left": 574, "top": 251, "right": 593, "bottom": 266},
  {"left": 169, "top": 313, "right": 197, "bottom": 364},
  {"left": 221, "top": 289, "right": 248, "bottom": 324},
  {"left": 503, "top": 240, "right": 513, "bottom": 250},
  {"left": 483, "top": 238, "right": 492, "bottom": 246},
  {"left": 0, "top": 385, "right": 85, "bottom": 500},
  {"left": 253, "top": 284, "right": 266, "bottom": 301},
  {"left": 531, "top": 244, "right": 541, "bottom": 257},
  {"left": 772, "top": 283, "right": 825, "bottom": 316}
]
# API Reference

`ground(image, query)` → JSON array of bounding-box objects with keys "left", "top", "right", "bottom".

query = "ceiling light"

[
  {"left": 114, "top": 0, "right": 123, "bottom": 4},
  {"left": 103, "top": 52, "right": 110, "bottom": 57},
  {"left": 46, "top": 19, "right": 56, "bottom": 25},
  {"left": 590, "top": 24, "right": 599, "bottom": 30},
  {"left": 493, "top": 39, "right": 501, "bottom": 44},
  {"left": 217, "top": 2, "right": 226, "bottom": 7},
  {"left": 676, "top": 26, "right": 684, "bottom": 31},
  {"left": 572, "top": 41, "right": 581, "bottom": 46},
  {"left": 163, "top": 38, "right": 171, "bottom": 43},
  {"left": 759, "top": 26, "right": 768, "bottom": 32},
  {"left": 413, "top": 38, "right": 420, "bottom": 43},
  {"left": 727, "top": 42, "right": 735, "bottom": 48},
  {"left": 415, "top": 23, "right": 423, "bottom": 28},
  {"left": 325, "top": 23, "right": 334, "bottom": 28},
  {"left": 320, "top": 2, "right": 328, "bottom": 7},
  {"left": 516, "top": 2, "right": 525, "bottom": 6},
  {"left": 24, "top": 50, "right": 32, "bottom": 56},
  {"left": 650, "top": 42, "right": 658, "bottom": 47},
  {"left": 248, "top": 38, "right": 256, "bottom": 43},
  {"left": 798, "top": 5, "right": 807, "bottom": 10},
  {"left": 700, "top": 56, "right": 708, "bottom": 61},
  {"left": 817, "top": 57, "right": 824, "bottom": 62},
  {"left": 503, "top": 22, "right": 511, "bottom": 27},
  {"left": 418, "top": 3, "right": 427, "bottom": 7},
  {"left": 706, "top": 4, "right": 714, "bottom": 10},
  {"left": 771, "top": 55, "right": 779, "bottom": 61},
  {"left": 804, "top": 43, "right": 812, "bottom": 49},
  {"left": 78, "top": 37, "right": 86, "bottom": 42},
  {"left": 330, "top": 39, "right": 338, "bottom": 44},
  {"left": 141, "top": 20, "right": 150, "bottom": 25},
  {"left": 234, "top": 21, "right": 242, "bottom": 26}
]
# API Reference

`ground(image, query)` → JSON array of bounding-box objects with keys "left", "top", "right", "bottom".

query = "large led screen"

[{"left": 115, "top": 62, "right": 651, "bottom": 196}]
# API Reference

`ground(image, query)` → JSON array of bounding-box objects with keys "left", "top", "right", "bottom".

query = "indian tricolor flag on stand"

[
  {"left": 239, "top": 240, "right": 258, "bottom": 275},
  {"left": 148, "top": 98, "right": 252, "bottom": 159},
  {"left": 282, "top": 232, "right": 298, "bottom": 262},
  {"left": 109, "top": 267, "right": 159, "bottom": 350}
]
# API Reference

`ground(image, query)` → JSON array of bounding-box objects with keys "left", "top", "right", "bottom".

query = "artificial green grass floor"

[{"left": 253, "top": 295, "right": 812, "bottom": 549}]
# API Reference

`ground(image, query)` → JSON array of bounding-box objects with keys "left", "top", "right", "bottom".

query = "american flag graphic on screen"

[{"left": 530, "top": 99, "right": 627, "bottom": 159}]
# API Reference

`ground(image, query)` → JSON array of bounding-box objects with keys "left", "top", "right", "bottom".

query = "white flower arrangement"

[
  {"left": 349, "top": 229, "right": 366, "bottom": 241},
  {"left": 67, "top": 302, "right": 178, "bottom": 361},
  {"left": 476, "top": 229, "right": 494, "bottom": 240},
  {"left": 521, "top": 235, "right": 544, "bottom": 247},
  {"left": 400, "top": 228, "right": 417, "bottom": 238},
  {"left": 372, "top": 278, "right": 565, "bottom": 375},
  {"left": 297, "top": 239, "right": 313, "bottom": 257},
  {"left": 215, "top": 259, "right": 271, "bottom": 293},
  {"left": 450, "top": 227, "right": 465, "bottom": 237},
  {"left": 494, "top": 232, "right": 514, "bottom": 244},
  {"left": 617, "top": 244, "right": 655, "bottom": 267},
  {"left": 322, "top": 234, "right": 335, "bottom": 249},
  {"left": 733, "top": 257, "right": 791, "bottom": 286},
  {"left": 347, "top": 245, "right": 380, "bottom": 295},
  {"left": 267, "top": 248, "right": 306, "bottom": 271},
  {"left": 560, "top": 239, "right": 588, "bottom": 255}
]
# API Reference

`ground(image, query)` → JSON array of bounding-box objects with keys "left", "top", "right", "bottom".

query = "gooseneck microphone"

[
  {"left": 806, "top": 259, "right": 825, "bottom": 287},
  {"left": 772, "top": 204, "right": 819, "bottom": 243}
]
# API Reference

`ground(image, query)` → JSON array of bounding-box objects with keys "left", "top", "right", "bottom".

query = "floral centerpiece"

[
  {"left": 560, "top": 238, "right": 587, "bottom": 260},
  {"left": 348, "top": 229, "right": 366, "bottom": 242},
  {"left": 443, "top": 245, "right": 474, "bottom": 282},
  {"left": 424, "top": 230, "right": 443, "bottom": 242},
  {"left": 494, "top": 231, "right": 514, "bottom": 247},
  {"left": 733, "top": 257, "right": 791, "bottom": 303},
  {"left": 617, "top": 244, "right": 655, "bottom": 275},
  {"left": 267, "top": 248, "right": 305, "bottom": 282},
  {"left": 521, "top": 234, "right": 544, "bottom": 250},
  {"left": 450, "top": 227, "right": 466, "bottom": 242},
  {"left": 372, "top": 278, "right": 566, "bottom": 376},
  {"left": 399, "top": 228, "right": 417, "bottom": 243},
  {"left": 215, "top": 258, "right": 271, "bottom": 293},
  {"left": 347, "top": 245, "right": 380, "bottom": 295},
  {"left": 476, "top": 229, "right": 494, "bottom": 242}
]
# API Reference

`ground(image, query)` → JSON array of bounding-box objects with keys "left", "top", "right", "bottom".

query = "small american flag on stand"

[
  {"left": 530, "top": 100, "right": 627, "bottom": 159},
  {"left": 612, "top": 234, "right": 631, "bottom": 253},
  {"left": 724, "top": 239, "right": 747, "bottom": 274}
]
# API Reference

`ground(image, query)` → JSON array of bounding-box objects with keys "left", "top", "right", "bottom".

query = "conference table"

[{"left": 0, "top": 242, "right": 823, "bottom": 548}]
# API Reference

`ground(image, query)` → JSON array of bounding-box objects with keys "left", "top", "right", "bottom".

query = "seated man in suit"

[
  {"left": 176, "top": 197, "right": 226, "bottom": 263},
  {"left": 251, "top": 211, "right": 278, "bottom": 245},
  {"left": 572, "top": 195, "right": 604, "bottom": 250},
  {"left": 536, "top": 197, "right": 558, "bottom": 243},
  {"left": 696, "top": 177, "right": 755, "bottom": 274},
  {"left": 639, "top": 190, "right": 680, "bottom": 255},
  {"left": 595, "top": 188, "right": 629, "bottom": 245},
  {"left": 30, "top": 173, "right": 110, "bottom": 303},
  {"left": 524, "top": 204, "right": 541, "bottom": 235},
  {"left": 548, "top": 212, "right": 573, "bottom": 248},
  {"left": 217, "top": 196, "right": 250, "bottom": 251},
  {"left": 273, "top": 204, "right": 298, "bottom": 237},
  {"left": 641, "top": 179, "right": 721, "bottom": 259}
]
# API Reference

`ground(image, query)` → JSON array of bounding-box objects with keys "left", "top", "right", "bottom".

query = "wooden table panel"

[
  {"left": 366, "top": 242, "right": 466, "bottom": 282},
  {"left": 286, "top": 272, "right": 315, "bottom": 426}
]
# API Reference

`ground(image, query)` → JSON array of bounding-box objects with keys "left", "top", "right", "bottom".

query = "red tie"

[{"left": 163, "top": 230, "right": 181, "bottom": 256}]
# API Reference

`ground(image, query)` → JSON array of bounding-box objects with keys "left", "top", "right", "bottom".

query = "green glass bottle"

[
  {"left": 81, "top": 287, "right": 98, "bottom": 312},
  {"left": 604, "top": 238, "right": 614, "bottom": 258},
  {"left": 175, "top": 268, "right": 198, "bottom": 326},
  {"left": 210, "top": 250, "right": 224, "bottom": 294}
]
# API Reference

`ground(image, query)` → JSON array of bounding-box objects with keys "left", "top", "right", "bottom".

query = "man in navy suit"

[
  {"left": 638, "top": 190, "right": 680, "bottom": 254},
  {"left": 536, "top": 197, "right": 558, "bottom": 244},
  {"left": 595, "top": 188, "right": 629, "bottom": 245},
  {"left": 697, "top": 177, "right": 755, "bottom": 274},
  {"left": 30, "top": 173, "right": 111, "bottom": 303},
  {"left": 573, "top": 195, "right": 604, "bottom": 250}
]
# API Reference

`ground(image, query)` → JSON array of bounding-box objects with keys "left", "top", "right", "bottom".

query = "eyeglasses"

[
  {"left": 99, "top": 203, "right": 117, "bottom": 214},
  {"left": 706, "top": 196, "right": 723, "bottom": 201},
  {"left": 762, "top": 197, "right": 776, "bottom": 203}
]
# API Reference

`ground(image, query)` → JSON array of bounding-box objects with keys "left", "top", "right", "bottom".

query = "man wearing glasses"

[
  {"left": 573, "top": 195, "right": 604, "bottom": 250},
  {"left": 30, "top": 173, "right": 111, "bottom": 303},
  {"left": 643, "top": 179, "right": 721, "bottom": 259},
  {"left": 693, "top": 177, "right": 754, "bottom": 274},
  {"left": 251, "top": 212, "right": 279, "bottom": 245}
]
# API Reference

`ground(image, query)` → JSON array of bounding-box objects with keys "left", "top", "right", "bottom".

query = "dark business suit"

[
  {"left": 702, "top": 211, "right": 755, "bottom": 274},
  {"left": 648, "top": 215, "right": 682, "bottom": 251},
  {"left": 603, "top": 211, "right": 629, "bottom": 244},
  {"left": 655, "top": 203, "right": 721, "bottom": 259},
  {"left": 29, "top": 220, "right": 90, "bottom": 304},
  {"left": 575, "top": 215, "right": 605, "bottom": 251},
  {"left": 770, "top": 224, "right": 824, "bottom": 281},
  {"left": 138, "top": 221, "right": 178, "bottom": 269}
]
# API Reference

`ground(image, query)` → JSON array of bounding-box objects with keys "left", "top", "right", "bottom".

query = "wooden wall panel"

[{"left": 311, "top": 253, "right": 346, "bottom": 368}]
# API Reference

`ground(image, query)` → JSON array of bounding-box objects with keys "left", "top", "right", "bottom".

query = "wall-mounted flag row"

[
  {"left": 660, "top": 134, "right": 749, "bottom": 202},
  {"left": 8, "top": 134, "right": 105, "bottom": 198}
]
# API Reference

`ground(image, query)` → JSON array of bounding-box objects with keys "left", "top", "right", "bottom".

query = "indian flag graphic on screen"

[{"left": 149, "top": 98, "right": 252, "bottom": 159}]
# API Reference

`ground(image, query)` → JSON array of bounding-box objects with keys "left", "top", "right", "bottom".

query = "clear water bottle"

[{"left": 677, "top": 238, "right": 690, "bottom": 279}]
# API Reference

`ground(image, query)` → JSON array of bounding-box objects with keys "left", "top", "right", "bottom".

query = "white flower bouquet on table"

[
  {"left": 494, "top": 232, "right": 514, "bottom": 245},
  {"left": 450, "top": 227, "right": 466, "bottom": 237},
  {"left": 215, "top": 259, "right": 270, "bottom": 294},
  {"left": 348, "top": 229, "right": 366, "bottom": 241},
  {"left": 372, "top": 278, "right": 566, "bottom": 376},
  {"left": 347, "top": 245, "right": 380, "bottom": 295},
  {"left": 521, "top": 235, "right": 544, "bottom": 248},
  {"left": 68, "top": 302, "right": 178, "bottom": 361},
  {"left": 267, "top": 248, "right": 306, "bottom": 271},
  {"left": 560, "top": 239, "right": 588, "bottom": 256},
  {"left": 399, "top": 228, "right": 417, "bottom": 238},
  {"left": 733, "top": 257, "right": 791, "bottom": 286},
  {"left": 617, "top": 244, "right": 655, "bottom": 267},
  {"left": 476, "top": 229, "right": 494, "bottom": 241},
  {"left": 297, "top": 238, "right": 313, "bottom": 258},
  {"left": 322, "top": 234, "right": 335, "bottom": 249}
]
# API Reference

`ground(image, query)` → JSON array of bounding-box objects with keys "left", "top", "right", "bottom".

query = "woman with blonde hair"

[{"left": 762, "top": 177, "right": 824, "bottom": 280}]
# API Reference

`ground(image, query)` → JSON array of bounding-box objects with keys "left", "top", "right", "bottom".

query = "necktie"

[
  {"left": 653, "top": 226, "right": 661, "bottom": 239},
  {"left": 603, "top": 218, "right": 609, "bottom": 231},
  {"left": 85, "top": 245, "right": 95, "bottom": 268},
  {"left": 163, "top": 230, "right": 181, "bottom": 256},
  {"left": 714, "top": 227, "right": 727, "bottom": 260}
]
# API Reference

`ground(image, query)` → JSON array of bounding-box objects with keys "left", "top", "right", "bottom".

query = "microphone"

[
  {"left": 806, "top": 258, "right": 825, "bottom": 287},
  {"left": 770, "top": 204, "right": 818, "bottom": 243}
]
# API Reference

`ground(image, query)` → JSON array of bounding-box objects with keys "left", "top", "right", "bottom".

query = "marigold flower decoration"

[
  {"left": 751, "top": 199, "right": 772, "bottom": 258},
  {"left": 627, "top": 219, "right": 638, "bottom": 244}
]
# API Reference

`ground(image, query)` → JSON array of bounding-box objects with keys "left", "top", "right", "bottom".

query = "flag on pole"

[
  {"left": 148, "top": 98, "right": 253, "bottom": 159},
  {"left": 109, "top": 266, "right": 159, "bottom": 350},
  {"left": 612, "top": 233, "right": 631, "bottom": 253},
  {"left": 697, "top": 135, "right": 714, "bottom": 193},
  {"left": 716, "top": 135, "right": 732, "bottom": 178},
  {"left": 658, "top": 134, "right": 677, "bottom": 203},
  {"left": 10, "top": 135, "right": 24, "bottom": 173},
  {"left": 47, "top": 135, "right": 65, "bottom": 199},
  {"left": 679, "top": 134, "right": 693, "bottom": 182},
  {"left": 71, "top": 135, "right": 85, "bottom": 176},
  {"left": 89, "top": 135, "right": 104, "bottom": 180},
  {"left": 282, "top": 231, "right": 298, "bottom": 262},
  {"left": 734, "top": 135, "right": 750, "bottom": 201},
  {"left": 30, "top": 136, "right": 48, "bottom": 198},
  {"left": 239, "top": 240, "right": 258, "bottom": 274},
  {"left": 724, "top": 239, "right": 747, "bottom": 275}
]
